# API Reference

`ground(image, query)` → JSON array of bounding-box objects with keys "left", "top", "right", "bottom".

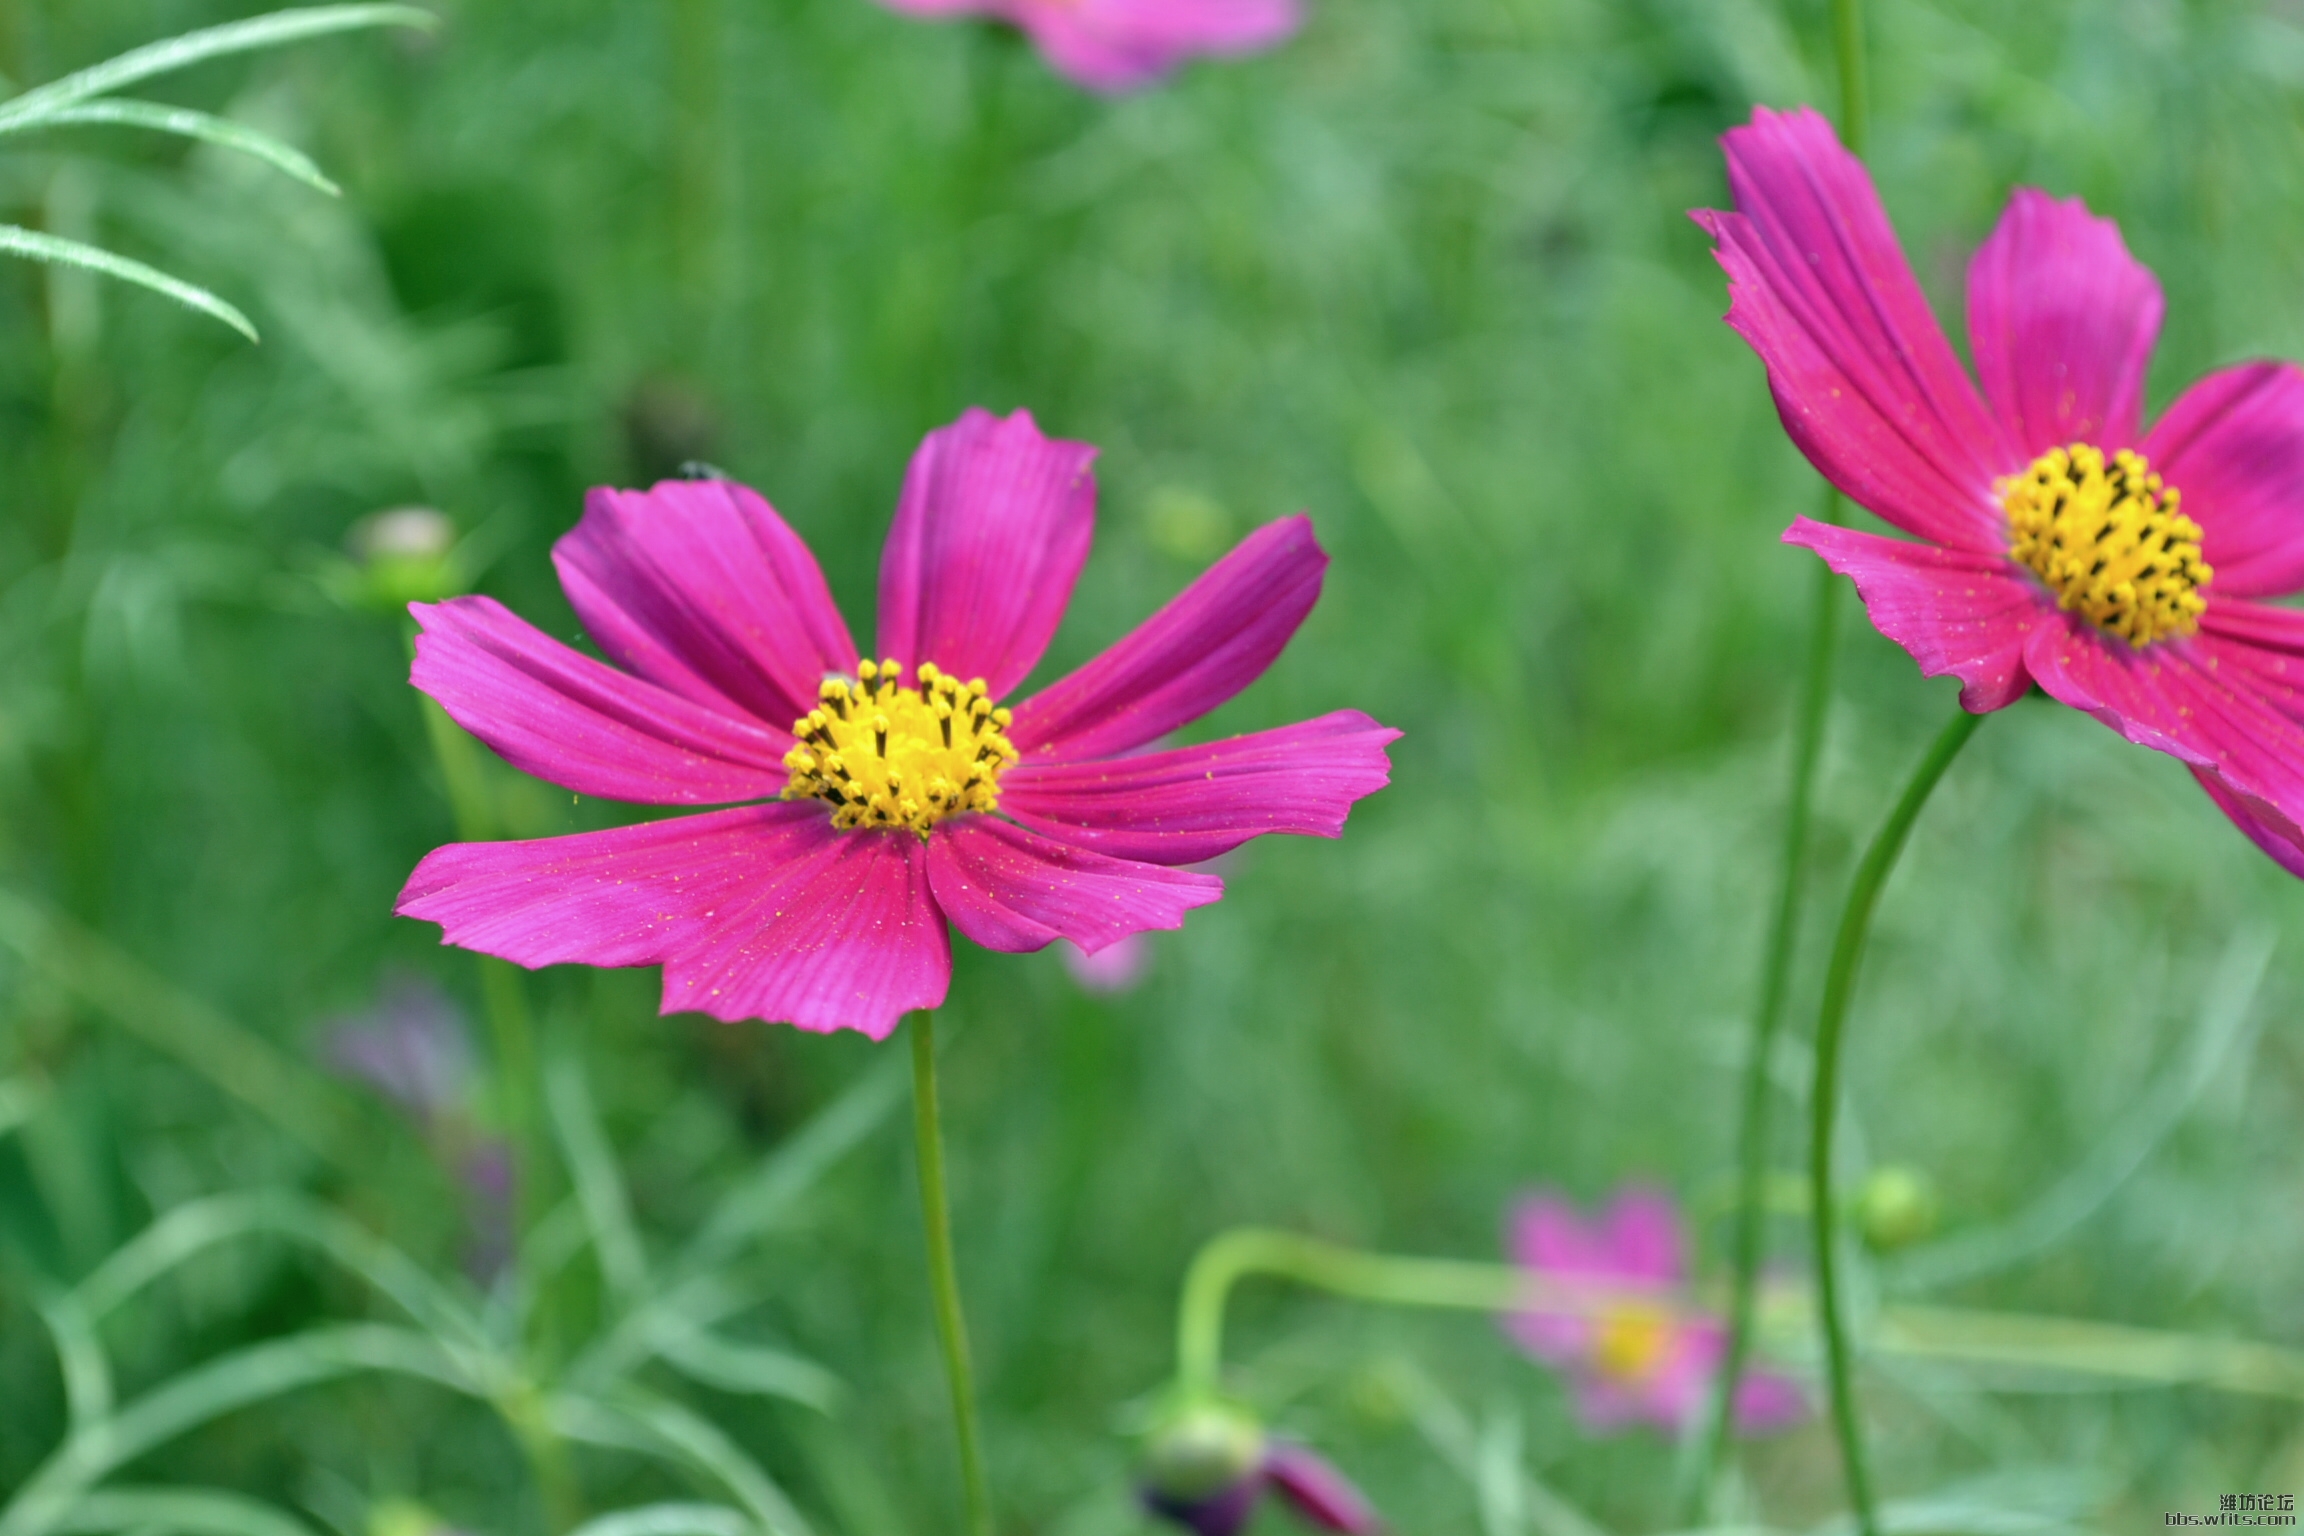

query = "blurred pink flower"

[
  {"left": 1504, "top": 1187, "right": 1806, "bottom": 1437},
  {"left": 875, "top": 0, "right": 1301, "bottom": 93},
  {"left": 1064, "top": 931, "right": 1151, "bottom": 992},
  {"left": 396, "top": 408, "right": 1397, "bottom": 1039},
  {"left": 1699, "top": 106, "right": 2304, "bottom": 877}
]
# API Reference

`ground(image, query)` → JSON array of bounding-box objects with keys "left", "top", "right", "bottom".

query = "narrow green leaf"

[
  {"left": 0, "top": 888, "right": 364, "bottom": 1158},
  {"left": 0, "top": 226, "right": 255, "bottom": 341},
  {"left": 72, "top": 1191, "right": 494, "bottom": 1365},
  {"left": 552, "top": 1391, "right": 814, "bottom": 1536},
  {"left": 677, "top": 1053, "right": 909, "bottom": 1281},
  {"left": 567, "top": 1506, "right": 756, "bottom": 1536},
  {"left": 0, "top": 6, "right": 437, "bottom": 131},
  {"left": 0, "top": 101, "right": 339, "bottom": 195},
  {"left": 35, "top": 1296, "right": 112, "bottom": 1431},
  {"left": 649, "top": 1319, "right": 843, "bottom": 1413},
  {"left": 0, "top": 1326, "right": 469, "bottom": 1536},
  {"left": 546, "top": 1053, "right": 648, "bottom": 1306},
  {"left": 0, "top": 1077, "right": 44, "bottom": 1140},
  {"left": 54, "top": 1489, "right": 319, "bottom": 1536}
]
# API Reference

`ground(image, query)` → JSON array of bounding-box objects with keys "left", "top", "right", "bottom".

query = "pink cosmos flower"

[
  {"left": 1504, "top": 1187, "right": 1807, "bottom": 1436},
  {"left": 1699, "top": 106, "right": 2304, "bottom": 876},
  {"left": 394, "top": 408, "right": 1397, "bottom": 1039},
  {"left": 873, "top": 0, "right": 1301, "bottom": 94}
]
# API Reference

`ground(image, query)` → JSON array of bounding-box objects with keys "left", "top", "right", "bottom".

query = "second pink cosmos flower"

[
  {"left": 1700, "top": 106, "right": 2304, "bottom": 876},
  {"left": 874, "top": 0, "right": 1301, "bottom": 94},
  {"left": 396, "top": 408, "right": 1397, "bottom": 1038}
]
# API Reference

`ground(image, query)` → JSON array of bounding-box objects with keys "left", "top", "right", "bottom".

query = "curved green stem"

[
  {"left": 1693, "top": 533, "right": 1842, "bottom": 1513},
  {"left": 1694, "top": 0, "right": 1871, "bottom": 1508},
  {"left": 1811, "top": 707, "right": 1983, "bottom": 1536},
  {"left": 1835, "top": 0, "right": 1870, "bottom": 157},
  {"left": 911, "top": 1012, "right": 990, "bottom": 1536},
  {"left": 1177, "top": 1230, "right": 1532, "bottom": 1398}
]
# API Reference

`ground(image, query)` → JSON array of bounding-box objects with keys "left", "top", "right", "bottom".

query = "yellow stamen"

[
  {"left": 2004, "top": 443, "right": 2211, "bottom": 647},
  {"left": 781, "top": 662, "right": 1018, "bottom": 836},
  {"left": 1591, "top": 1301, "right": 1676, "bottom": 1384}
]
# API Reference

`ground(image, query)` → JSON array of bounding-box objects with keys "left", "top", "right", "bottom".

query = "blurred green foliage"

[{"left": 2, "top": 0, "right": 2303, "bottom": 1530}]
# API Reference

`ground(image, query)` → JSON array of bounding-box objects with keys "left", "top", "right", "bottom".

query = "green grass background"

[{"left": 1, "top": 0, "right": 2302, "bottom": 1529}]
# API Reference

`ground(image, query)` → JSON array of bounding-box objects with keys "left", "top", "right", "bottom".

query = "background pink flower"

[
  {"left": 1504, "top": 1187, "right": 1807, "bottom": 1436},
  {"left": 1698, "top": 106, "right": 2304, "bottom": 876},
  {"left": 874, "top": 0, "right": 1302, "bottom": 93},
  {"left": 396, "top": 408, "right": 1396, "bottom": 1040}
]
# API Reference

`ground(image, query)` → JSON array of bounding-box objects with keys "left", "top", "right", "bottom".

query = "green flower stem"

[
  {"left": 1811, "top": 707, "right": 1984, "bottom": 1536},
  {"left": 910, "top": 1011, "right": 991, "bottom": 1536},
  {"left": 1693, "top": 527, "right": 1843, "bottom": 1515},
  {"left": 1695, "top": 0, "right": 1872, "bottom": 1508},
  {"left": 1835, "top": 0, "right": 1870, "bottom": 157},
  {"left": 1876, "top": 1305, "right": 2304, "bottom": 1400},
  {"left": 1178, "top": 1232, "right": 1521, "bottom": 1395}
]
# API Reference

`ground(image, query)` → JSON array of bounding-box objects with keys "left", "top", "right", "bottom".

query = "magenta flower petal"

[
  {"left": 1064, "top": 931, "right": 1153, "bottom": 993},
  {"left": 2190, "top": 766, "right": 2304, "bottom": 875},
  {"left": 1696, "top": 107, "right": 2012, "bottom": 553},
  {"left": 2021, "top": 621, "right": 2304, "bottom": 843},
  {"left": 657, "top": 829, "right": 948, "bottom": 1037},
  {"left": 555, "top": 479, "right": 859, "bottom": 727},
  {"left": 998, "top": 711, "right": 1397, "bottom": 865},
  {"left": 1010, "top": 515, "right": 1327, "bottom": 759},
  {"left": 2143, "top": 362, "right": 2304, "bottom": 598},
  {"left": 875, "top": 408, "right": 1097, "bottom": 698},
  {"left": 396, "top": 803, "right": 948, "bottom": 1038},
  {"left": 1598, "top": 1186, "right": 1687, "bottom": 1286},
  {"left": 1264, "top": 1441, "right": 1382, "bottom": 1535},
  {"left": 1503, "top": 1195, "right": 1604, "bottom": 1361},
  {"left": 410, "top": 597, "right": 792, "bottom": 804},
  {"left": 1023, "top": 0, "right": 1301, "bottom": 91},
  {"left": 1966, "top": 188, "right": 2162, "bottom": 460},
  {"left": 925, "top": 815, "right": 1222, "bottom": 954},
  {"left": 874, "top": 0, "right": 1300, "bottom": 94},
  {"left": 1783, "top": 518, "right": 2044, "bottom": 712},
  {"left": 1508, "top": 1193, "right": 1605, "bottom": 1276}
]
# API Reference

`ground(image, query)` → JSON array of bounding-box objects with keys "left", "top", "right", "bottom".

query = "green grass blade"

[
  {"left": 0, "top": 6, "right": 437, "bottom": 131},
  {"left": 0, "top": 1326, "right": 469, "bottom": 1536},
  {"left": 567, "top": 1507, "right": 756, "bottom": 1536},
  {"left": 649, "top": 1320, "right": 843, "bottom": 1413},
  {"left": 0, "top": 1077, "right": 44, "bottom": 1140},
  {"left": 674, "top": 1053, "right": 909, "bottom": 1282},
  {"left": 0, "top": 225, "right": 255, "bottom": 340},
  {"left": 553, "top": 1392, "right": 814, "bottom": 1536},
  {"left": 0, "top": 889, "right": 361, "bottom": 1159},
  {"left": 546, "top": 1053, "right": 648, "bottom": 1307},
  {"left": 0, "top": 101, "right": 339, "bottom": 195},
  {"left": 54, "top": 1490, "right": 319, "bottom": 1536},
  {"left": 72, "top": 1191, "right": 494, "bottom": 1363},
  {"left": 34, "top": 1297, "right": 112, "bottom": 1432}
]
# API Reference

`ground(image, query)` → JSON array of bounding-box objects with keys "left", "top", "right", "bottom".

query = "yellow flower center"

[
  {"left": 1591, "top": 1301, "right": 1675, "bottom": 1384},
  {"left": 2004, "top": 443, "right": 2211, "bottom": 647},
  {"left": 781, "top": 658, "right": 1017, "bottom": 837}
]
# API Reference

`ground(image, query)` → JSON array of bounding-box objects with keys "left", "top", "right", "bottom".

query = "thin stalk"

[
  {"left": 1691, "top": 0, "right": 1870, "bottom": 1503},
  {"left": 1692, "top": 530, "right": 1841, "bottom": 1513},
  {"left": 1810, "top": 708, "right": 1983, "bottom": 1536},
  {"left": 911, "top": 1012, "right": 990, "bottom": 1536},
  {"left": 1835, "top": 0, "right": 1869, "bottom": 156},
  {"left": 1177, "top": 1230, "right": 1533, "bottom": 1398}
]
